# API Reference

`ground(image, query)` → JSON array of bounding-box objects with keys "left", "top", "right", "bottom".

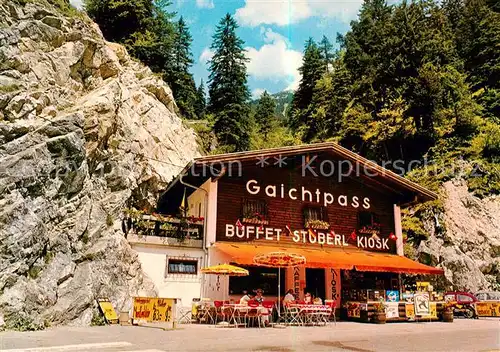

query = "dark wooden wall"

[{"left": 215, "top": 155, "right": 400, "bottom": 254}]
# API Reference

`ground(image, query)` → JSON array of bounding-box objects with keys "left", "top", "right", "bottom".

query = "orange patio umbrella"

[
  {"left": 201, "top": 263, "right": 249, "bottom": 324},
  {"left": 253, "top": 252, "right": 306, "bottom": 321},
  {"left": 201, "top": 263, "right": 250, "bottom": 276}
]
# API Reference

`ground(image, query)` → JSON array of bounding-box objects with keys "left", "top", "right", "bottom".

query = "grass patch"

[
  {"left": 5, "top": 314, "right": 44, "bottom": 331},
  {"left": 0, "top": 84, "right": 20, "bottom": 93},
  {"left": 27, "top": 266, "right": 41, "bottom": 279},
  {"left": 90, "top": 309, "right": 106, "bottom": 326},
  {"left": 106, "top": 213, "right": 114, "bottom": 227}
]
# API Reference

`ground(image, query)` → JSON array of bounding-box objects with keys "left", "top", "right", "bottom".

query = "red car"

[{"left": 444, "top": 292, "right": 478, "bottom": 319}]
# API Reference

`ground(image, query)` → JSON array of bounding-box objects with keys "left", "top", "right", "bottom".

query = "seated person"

[
  {"left": 283, "top": 289, "right": 295, "bottom": 304},
  {"left": 254, "top": 288, "right": 265, "bottom": 303},
  {"left": 304, "top": 292, "right": 313, "bottom": 304},
  {"left": 254, "top": 288, "right": 270, "bottom": 326},
  {"left": 239, "top": 291, "right": 255, "bottom": 305},
  {"left": 313, "top": 296, "right": 323, "bottom": 305}
]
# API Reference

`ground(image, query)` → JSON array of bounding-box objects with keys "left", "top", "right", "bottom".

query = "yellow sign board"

[
  {"left": 132, "top": 297, "right": 175, "bottom": 323},
  {"left": 416, "top": 282, "right": 430, "bottom": 291},
  {"left": 476, "top": 302, "right": 500, "bottom": 317},
  {"left": 405, "top": 303, "right": 415, "bottom": 319},
  {"left": 97, "top": 298, "right": 118, "bottom": 323},
  {"left": 430, "top": 302, "right": 437, "bottom": 318},
  {"left": 346, "top": 302, "right": 361, "bottom": 318}
]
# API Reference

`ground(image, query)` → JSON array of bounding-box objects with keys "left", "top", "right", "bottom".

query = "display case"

[{"left": 341, "top": 289, "right": 387, "bottom": 302}]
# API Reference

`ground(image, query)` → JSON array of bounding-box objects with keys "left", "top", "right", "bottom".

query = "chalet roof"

[
  {"left": 192, "top": 142, "right": 437, "bottom": 202},
  {"left": 158, "top": 142, "right": 437, "bottom": 214}
]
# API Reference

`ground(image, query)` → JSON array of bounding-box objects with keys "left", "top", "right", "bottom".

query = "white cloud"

[
  {"left": 246, "top": 28, "right": 302, "bottom": 91},
  {"left": 235, "top": 0, "right": 363, "bottom": 27},
  {"left": 235, "top": 0, "right": 311, "bottom": 26},
  {"left": 196, "top": 0, "right": 214, "bottom": 9},
  {"left": 199, "top": 48, "right": 214, "bottom": 65},
  {"left": 252, "top": 88, "right": 266, "bottom": 99},
  {"left": 69, "top": 0, "right": 83, "bottom": 9}
]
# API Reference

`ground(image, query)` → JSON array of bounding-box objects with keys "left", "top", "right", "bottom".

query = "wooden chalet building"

[{"left": 126, "top": 142, "right": 443, "bottom": 315}]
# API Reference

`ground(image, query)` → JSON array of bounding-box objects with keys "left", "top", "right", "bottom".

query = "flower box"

[
  {"left": 305, "top": 220, "right": 330, "bottom": 230},
  {"left": 242, "top": 218, "right": 269, "bottom": 225}
]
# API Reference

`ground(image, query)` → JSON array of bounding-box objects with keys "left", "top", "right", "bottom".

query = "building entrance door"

[{"left": 305, "top": 268, "right": 326, "bottom": 302}]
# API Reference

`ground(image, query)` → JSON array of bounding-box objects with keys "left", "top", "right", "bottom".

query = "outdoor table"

[
  {"left": 289, "top": 304, "right": 332, "bottom": 326},
  {"left": 197, "top": 304, "right": 215, "bottom": 324},
  {"left": 223, "top": 304, "right": 249, "bottom": 327},
  {"left": 223, "top": 303, "right": 273, "bottom": 327}
]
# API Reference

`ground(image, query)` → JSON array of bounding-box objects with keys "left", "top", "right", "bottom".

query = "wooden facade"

[{"left": 214, "top": 153, "right": 399, "bottom": 253}]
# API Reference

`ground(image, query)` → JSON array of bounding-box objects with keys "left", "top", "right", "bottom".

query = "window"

[
  {"left": 304, "top": 206, "right": 324, "bottom": 221},
  {"left": 167, "top": 259, "right": 197, "bottom": 275},
  {"left": 229, "top": 265, "right": 285, "bottom": 296},
  {"left": 241, "top": 199, "right": 268, "bottom": 222},
  {"left": 457, "top": 294, "right": 474, "bottom": 303},
  {"left": 357, "top": 212, "right": 380, "bottom": 233},
  {"left": 358, "top": 212, "right": 373, "bottom": 227},
  {"left": 303, "top": 205, "right": 328, "bottom": 228}
]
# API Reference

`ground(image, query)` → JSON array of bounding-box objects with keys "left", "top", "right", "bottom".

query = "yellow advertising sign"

[
  {"left": 416, "top": 282, "right": 430, "bottom": 291},
  {"left": 132, "top": 297, "right": 175, "bottom": 323},
  {"left": 430, "top": 302, "right": 437, "bottom": 318},
  {"left": 97, "top": 298, "right": 118, "bottom": 323},
  {"left": 405, "top": 303, "right": 415, "bottom": 319},
  {"left": 346, "top": 302, "right": 360, "bottom": 318},
  {"left": 476, "top": 302, "right": 500, "bottom": 317}
]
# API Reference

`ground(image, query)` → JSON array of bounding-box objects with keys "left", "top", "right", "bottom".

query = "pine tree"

[
  {"left": 289, "top": 38, "right": 324, "bottom": 131},
  {"left": 307, "top": 57, "right": 352, "bottom": 141},
  {"left": 173, "top": 17, "right": 193, "bottom": 72},
  {"left": 255, "top": 91, "right": 278, "bottom": 138},
  {"left": 319, "top": 35, "right": 334, "bottom": 73},
  {"left": 86, "top": 0, "right": 176, "bottom": 76},
  {"left": 208, "top": 14, "right": 251, "bottom": 151},
  {"left": 168, "top": 16, "right": 198, "bottom": 119},
  {"left": 442, "top": 0, "right": 465, "bottom": 31},
  {"left": 456, "top": 0, "right": 500, "bottom": 120},
  {"left": 194, "top": 79, "right": 207, "bottom": 119}
]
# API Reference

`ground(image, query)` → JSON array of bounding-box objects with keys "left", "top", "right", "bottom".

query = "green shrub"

[
  {"left": 90, "top": 309, "right": 106, "bottom": 326},
  {"left": 0, "top": 84, "right": 20, "bottom": 93},
  {"left": 106, "top": 213, "right": 114, "bottom": 227},
  {"left": 468, "top": 122, "right": 500, "bottom": 161},
  {"left": 6, "top": 314, "right": 44, "bottom": 331}
]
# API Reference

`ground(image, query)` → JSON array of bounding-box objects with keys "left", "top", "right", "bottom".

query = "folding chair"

[
  {"left": 325, "top": 300, "right": 337, "bottom": 326},
  {"left": 198, "top": 301, "right": 215, "bottom": 324},
  {"left": 246, "top": 305, "right": 260, "bottom": 327},
  {"left": 287, "top": 306, "right": 303, "bottom": 326},
  {"left": 177, "top": 305, "right": 192, "bottom": 324},
  {"left": 261, "top": 301, "right": 274, "bottom": 326},
  {"left": 233, "top": 305, "right": 248, "bottom": 327},
  {"left": 214, "top": 300, "right": 225, "bottom": 325}
]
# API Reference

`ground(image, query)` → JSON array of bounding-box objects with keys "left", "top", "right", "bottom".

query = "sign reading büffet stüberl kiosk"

[{"left": 225, "top": 224, "right": 390, "bottom": 250}]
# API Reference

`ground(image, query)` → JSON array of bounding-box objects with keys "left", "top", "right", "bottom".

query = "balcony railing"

[{"left": 122, "top": 210, "right": 204, "bottom": 244}]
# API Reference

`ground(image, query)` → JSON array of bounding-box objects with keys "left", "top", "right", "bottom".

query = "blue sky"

[
  {"left": 174, "top": 0, "right": 362, "bottom": 98},
  {"left": 71, "top": 0, "right": 364, "bottom": 98}
]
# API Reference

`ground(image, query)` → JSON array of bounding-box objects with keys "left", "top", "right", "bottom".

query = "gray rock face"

[
  {"left": 0, "top": 0, "right": 200, "bottom": 329},
  {"left": 417, "top": 180, "right": 500, "bottom": 292}
]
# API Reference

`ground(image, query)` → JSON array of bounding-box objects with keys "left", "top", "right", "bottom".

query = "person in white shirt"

[
  {"left": 239, "top": 291, "right": 254, "bottom": 305},
  {"left": 304, "top": 292, "right": 313, "bottom": 304},
  {"left": 283, "top": 289, "right": 295, "bottom": 304}
]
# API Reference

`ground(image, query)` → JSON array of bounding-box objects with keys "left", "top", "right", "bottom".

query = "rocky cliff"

[
  {"left": 417, "top": 180, "right": 500, "bottom": 292},
  {"left": 0, "top": 0, "right": 199, "bottom": 330}
]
